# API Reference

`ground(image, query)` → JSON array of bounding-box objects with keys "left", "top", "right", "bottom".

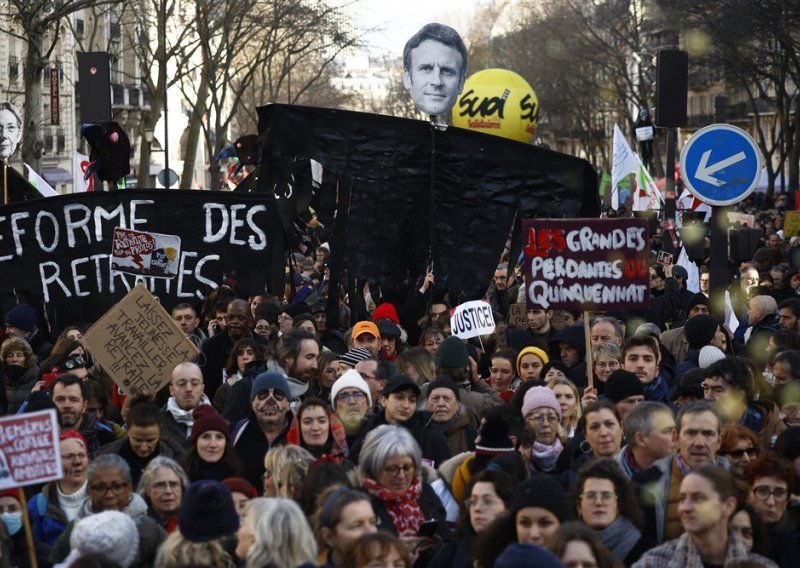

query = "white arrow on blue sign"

[{"left": 679, "top": 124, "right": 763, "bottom": 206}]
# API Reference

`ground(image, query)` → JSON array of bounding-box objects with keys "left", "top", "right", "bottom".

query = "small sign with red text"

[
  {"left": 0, "top": 410, "right": 62, "bottom": 489},
  {"left": 111, "top": 227, "right": 181, "bottom": 278}
]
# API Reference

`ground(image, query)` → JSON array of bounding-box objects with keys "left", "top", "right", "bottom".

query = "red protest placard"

[
  {"left": 0, "top": 410, "right": 62, "bottom": 489},
  {"left": 522, "top": 218, "right": 650, "bottom": 312}
]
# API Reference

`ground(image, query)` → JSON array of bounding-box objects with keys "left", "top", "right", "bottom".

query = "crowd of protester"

[{"left": 0, "top": 192, "right": 798, "bottom": 567}]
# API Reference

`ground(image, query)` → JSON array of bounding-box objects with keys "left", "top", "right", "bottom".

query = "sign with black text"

[
  {"left": 83, "top": 284, "right": 199, "bottom": 394},
  {"left": 111, "top": 227, "right": 181, "bottom": 278},
  {"left": 0, "top": 410, "right": 61, "bottom": 489},
  {"left": 450, "top": 300, "right": 496, "bottom": 339},
  {"left": 523, "top": 218, "right": 650, "bottom": 311},
  {"left": 0, "top": 190, "right": 284, "bottom": 329}
]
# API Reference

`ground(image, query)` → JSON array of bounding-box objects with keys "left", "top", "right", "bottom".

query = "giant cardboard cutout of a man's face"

[
  {"left": 403, "top": 23, "right": 467, "bottom": 118},
  {"left": 0, "top": 103, "right": 22, "bottom": 162}
]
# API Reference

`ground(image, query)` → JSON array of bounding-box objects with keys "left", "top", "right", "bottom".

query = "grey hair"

[
  {"left": 635, "top": 322, "right": 662, "bottom": 340},
  {"left": 87, "top": 454, "right": 131, "bottom": 484},
  {"left": 591, "top": 316, "right": 624, "bottom": 341},
  {"left": 591, "top": 342, "right": 622, "bottom": 363},
  {"left": 677, "top": 400, "right": 721, "bottom": 433},
  {"left": 0, "top": 102, "right": 22, "bottom": 127},
  {"left": 137, "top": 456, "right": 189, "bottom": 495},
  {"left": 358, "top": 424, "right": 422, "bottom": 480},
  {"left": 623, "top": 402, "right": 673, "bottom": 447},
  {"left": 244, "top": 498, "right": 318, "bottom": 568}
]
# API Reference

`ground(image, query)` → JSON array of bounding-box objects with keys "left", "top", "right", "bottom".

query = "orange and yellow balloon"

[{"left": 452, "top": 68, "right": 539, "bottom": 143}]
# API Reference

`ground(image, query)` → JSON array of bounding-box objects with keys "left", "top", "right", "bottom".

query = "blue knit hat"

[
  {"left": 251, "top": 371, "right": 291, "bottom": 400},
  {"left": 179, "top": 480, "right": 239, "bottom": 542},
  {"left": 5, "top": 304, "right": 36, "bottom": 333},
  {"left": 495, "top": 543, "right": 564, "bottom": 568}
]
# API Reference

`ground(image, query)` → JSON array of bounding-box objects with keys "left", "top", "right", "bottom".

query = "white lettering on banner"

[
  {"left": 203, "top": 203, "right": 268, "bottom": 248},
  {"left": 564, "top": 226, "right": 647, "bottom": 253},
  {"left": 39, "top": 251, "right": 220, "bottom": 303},
  {"left": 527, "top": 281, "right": 647, "bottom": 310},
  {"left": 529, "top": 257, "right": 623, "bottom": 280},
  {"left": 450, "top": 300, "right": 496, "bottom": 339}
]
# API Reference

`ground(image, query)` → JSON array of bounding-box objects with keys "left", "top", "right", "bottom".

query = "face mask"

[{"left": 1, "top": 512, "right": 22, "bottom": 535}]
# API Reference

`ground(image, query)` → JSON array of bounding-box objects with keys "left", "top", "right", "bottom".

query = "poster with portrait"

[
  {"left": 0, "top": 102, "right": 22, "bottom": 163},
  {"left": 402, "top": 23, "right": 467, "bottom": 118}
]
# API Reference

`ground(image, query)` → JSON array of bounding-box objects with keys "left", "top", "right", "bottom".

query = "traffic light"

[{"left": 655, "top": 49, "right": 688, "bottom": 128}]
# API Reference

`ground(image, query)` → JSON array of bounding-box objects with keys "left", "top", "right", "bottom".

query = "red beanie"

[
  {"left": 190, "top": 405, "right": 230, "bottom": 445},
  {"left": 372, "top": 303, "right": 400, "bottom": 324},
  {"left": 0, "top": 489, "right": 21, "bottom": 504},
  {"left": 222, "top": 477, "right": 258, "bottom": 499}
]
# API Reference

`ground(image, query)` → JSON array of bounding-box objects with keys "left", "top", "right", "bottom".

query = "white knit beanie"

[
  {"left": 699, "top": 345, "right": 726, "bottom": 369},
  {"left": 70, "top": 511, "right": 139, "bottom": 568},
  {"left": 330, "top": 369, "right": 372, "bottom": 407}
]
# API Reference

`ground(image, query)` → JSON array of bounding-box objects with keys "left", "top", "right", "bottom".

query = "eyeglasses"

[
  {"left": 752, "top": 485, "right": 788, "bottom": 502},
  {"left": 64, "top": 355, "right": 86, "bottom": 369},
  {"left": 465, "top": 496, "right": 501, "bottom": 509},
  {"left": 383, "top": 463, "right": 415, "bottom": 477},
  {"left": 337, "top": 391, "right": 366, "bottom": 403},
  {"left": 725, "top": 447, "right": 759, "bottom": 460},
  {"left": 595, "top": 362, "right": 620, "bottom": 370},
  {"left": 581, "top": 491, "right": 616, "bottom": 503},
  {"left": 173, "top": 379, "right": 203, "bottom": 389},
  {"left": 255, "top": 389, "right": 287, "bottom": 402},
  {"left": 90, "top": 482, "right": 129, "bottom": 495},
  {"left": 151, "top": 480, "right": 180, "bottom": 493},
  {"left": 527, "top": 413, "right": 560, "bottom": 424}
]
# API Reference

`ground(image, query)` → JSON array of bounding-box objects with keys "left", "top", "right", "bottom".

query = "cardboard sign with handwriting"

[{"left": 83, "top": 284, "right": 199, "bottom": 394}]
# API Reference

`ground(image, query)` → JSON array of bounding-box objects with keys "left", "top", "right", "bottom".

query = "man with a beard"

[
  {"left": 330, "top": 369, "right": 372, "bottom": 447},
  {"left": 199, "top": 299, "right": 266, "bottom": 400},
  {"left": 160, "top": 362, "right": 212, "bottom": 448},
  {"left": 426, "top": 376, "right": 476, "bottom": 456},
  {"left": 232, "top": 372, "right": 291, "bottom": 487},
  {"left": 50, "top": 375, "right": 115, "bottom": 458},
  {"left": 221, "top": 329, "right": 319, "bottom": 423}
]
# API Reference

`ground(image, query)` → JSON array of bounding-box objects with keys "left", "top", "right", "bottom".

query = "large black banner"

[
  {"left": 0, "top": 190, "right": 284, "bottom": 329},
  {"left": 257, "top": 104, "right": 599, "bottom": 305}
]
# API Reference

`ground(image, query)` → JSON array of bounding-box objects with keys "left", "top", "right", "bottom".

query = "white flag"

[
  {"left": 724, "top": 290, "right": 739, "bottom": 334},
  {"left": 23, "top": 164, "right": 58, "bottom": 197},
  {"left": 74, "top": 152, "right": 94, "bottom": 192},
  {"left": 632, "top": 158, "right": 663, "bottom": 212},
  {"left": 611, "top": 124, "right": 639, "bottom": 210},
  {"left": 676, "top": 247, "right": 700, "bottom": 293}
]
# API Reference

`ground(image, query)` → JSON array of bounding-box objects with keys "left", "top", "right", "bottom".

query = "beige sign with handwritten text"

[{"left": 83, "top": 284, "right": 199, "bottom": 394}]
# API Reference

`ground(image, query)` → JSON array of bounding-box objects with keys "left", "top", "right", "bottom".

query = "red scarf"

[{"left": 362, "top": 474, "right": 426, "bottom": 534}]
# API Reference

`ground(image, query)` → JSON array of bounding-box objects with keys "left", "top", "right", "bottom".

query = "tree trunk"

[
  {"left": 180, "top": 72, "right": 208, "bottom": 189},
  {"left": 209, "top": 128, "right": 224, "bottom": 191},
  {"left": 790, "top": 96, "right": 800, "bottom": 200},
  {"left": 21, "top": 31, "right": 45, "bottom": 171}
]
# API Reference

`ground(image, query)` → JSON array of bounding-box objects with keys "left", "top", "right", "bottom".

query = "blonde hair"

[
  {"left": 264, "top": 445, "right": 314, "bottom": 496},
  {"left": 244, "top": 498, "right": 318, "bottom": 568},
  {"left": 549, "top": 377, "right": 581, "bottom": 433},
  {"left": 154, "top": 530, "right": 236, "bottom": 568}
]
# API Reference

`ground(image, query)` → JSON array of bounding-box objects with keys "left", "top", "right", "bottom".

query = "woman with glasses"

[
  {"left": 719, "top": 423, "right": 761, "bottom": 477},
  {"left": 27, "top": 431, "right": 90, "bottom": 563},
  {"left": 49, "top": 454, "right": 166, "bottom": 566},
  {"left": 743, "top": 453, "right": 800, "bottom": 568},
  {"left": 430, "top": 469, "right": 514, "bottom": 567},
  {"left": 592, "top": 343, "right": 623, "bottom": 396},
  {"left": 357, "top": 424, "right": 451, "bottom": 564},
  {"left": 573, "top": 459, "right": 653, "bottom": 566},
  {"left": 138, "top": 457, "right": 189, "bottom": 533},
  {"left": 521, "top": 386, "right": 565, "bottom": 474},
  {"left": 286, "top": 397, "right": 350, "bottom": 464},
  {"left": 635, "top": 465, "right": 777, "bottom": 568}
]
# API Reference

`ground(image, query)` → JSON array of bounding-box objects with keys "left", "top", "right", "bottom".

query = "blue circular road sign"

[{"left": 679, "top": 124, "right": 762, "bottom": 206}]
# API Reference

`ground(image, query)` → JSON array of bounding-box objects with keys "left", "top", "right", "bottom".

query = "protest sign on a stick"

[
  {"left": 450, "top": 300, "right": 496, "bottom": 340},
  {"left": 0, "top": 409, "right": 61, "bottom": 489},
  {"left": 83, "top": 283, "right": 199, "bottom": 394},
  {"left": 523, "top": 219, "right": 650, "bottom": 388}
]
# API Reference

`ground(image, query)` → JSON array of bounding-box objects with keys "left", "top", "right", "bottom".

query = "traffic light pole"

[{"left": 662, "top": 127, "right": 678, "bottom": 254}]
